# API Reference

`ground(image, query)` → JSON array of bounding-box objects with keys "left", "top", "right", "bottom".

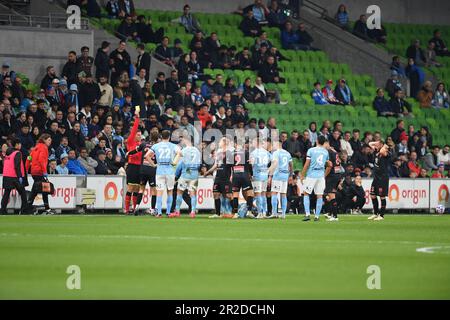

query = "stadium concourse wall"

[
  {"left": 0, "top": 26, "right": 94, "bottom": 84},
  {"left": 0, "top": 175, "right": 448, "bottom": 212}
]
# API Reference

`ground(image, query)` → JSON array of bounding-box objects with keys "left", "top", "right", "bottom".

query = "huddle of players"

[{"left": 124, "top": 113, "right": 391, "bottom": 220}]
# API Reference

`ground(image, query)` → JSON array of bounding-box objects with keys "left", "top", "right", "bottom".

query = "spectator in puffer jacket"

[
  {"left": 67, "top": 149, "right": 87, "bottom": 175},
  {"left": 281, "top": 22, "right": 300, "bottom": 50},
  {"left": 373, "top": 88, "right": 395, "bottom": 117}
]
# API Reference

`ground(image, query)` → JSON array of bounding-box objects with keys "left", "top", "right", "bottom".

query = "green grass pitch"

[{"left": 0, "top": 214, "right": 449, "bottom": 299}]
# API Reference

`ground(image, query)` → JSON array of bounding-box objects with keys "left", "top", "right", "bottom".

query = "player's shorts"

[
  {"left": 213, "top": 179, "right": 233, "bottom": 194},
  {"left": 324, "top": 175, "right": 342, "bottom": 194},
  {"left": 370, "top": 177, "right": 389, "bottom": 197},
  {"left": 155, "top": 174, "right": 175, "bottom": 191},
  {"left": 252, "top": 180, "right": 268, "bottom": 193},
  {"left": 126, "top": 164, "right": 141, "bottom": 185},
  {"left": 302, "top": 177, "right": 326, "bottom": 195},
  {"left": 271, "top": 179, "right": 288, "bottom": 194},
  {"left": 177, "top": 177, "right": 198, "bottom": 192},
  {"left": 140, "top": 165, "right": 156, "bottom": 187},
  {"left": 232, "top": 173, "right": 253, "bottom": 192}
]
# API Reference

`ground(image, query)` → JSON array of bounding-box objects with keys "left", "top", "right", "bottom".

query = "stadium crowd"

[{"left": 0, "top": 0, "right": 449, "bottom": 188}]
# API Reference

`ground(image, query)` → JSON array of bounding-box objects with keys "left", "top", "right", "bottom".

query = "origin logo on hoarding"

[
  {"left": 438, "top": 184, "right": 449, "bottom": 202},
  {"left": 104, "top": 182, "right": 118, "bottom": 201},
  {"left": 388, "top": 184, "right": 400, "bottom": 202}
]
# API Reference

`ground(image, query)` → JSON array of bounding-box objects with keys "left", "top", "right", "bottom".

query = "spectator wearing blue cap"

[{"left": 56, "top": 153, "right": 69, "bottom": 174}]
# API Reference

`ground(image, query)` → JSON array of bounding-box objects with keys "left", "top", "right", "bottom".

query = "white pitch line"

[
  {"left": 1, "top": 232, "right": 449, "bottom": 247},
  {"left": 416, "top": 246, "right": 450, "bottom": 254}
]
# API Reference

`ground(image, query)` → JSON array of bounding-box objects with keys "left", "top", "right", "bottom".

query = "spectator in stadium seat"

[
  {"left": 417, "top": 81, "right": 434, "bottom": 108},
  {"left": 109, "top": 40, "right": 131, "bottom": 86},
  {"left": 135, "top": 44, "right": 151, "bottom": 82},
  {"left": 165, "top": 70, "right": 180, "bottom": 98},
  {"left": 296, "top": 22, "right": 318, "bottom": 51},
  {"left": 390, "top": 56, "right": 406, "bottom": 77},
  {"left": 322, "top": 80, "right": 341, "bottom": 104},
  {"left": 94, "top": 41, "right": 111, "bottom": 81},
  {"left": 204, "top": 33, "right": 221, "bottom": 66},
  {"left": 390, "top": 89, "right": 412, "bottom": 117},
  {"left": 352, "top": 144, "right": 371, "bottom": 170},
  {"left": 373, "top": 88, "right": 394, "bottom": 117},
  {"left": 430, "top": 29, "right": 450, "bottom": 57},
  {"left": 329, "top": 130, "right": 342, "bottom": 153},
  {"left": 242, "top": 0, "right": 269, "bottom": 25},
  {"left": 284, "top": 130, "right": 302, "bottom": 159},
  {"left": 56, "top": 153, "right": 69, "bottom": 174},
  {"left": 0, "top": 62, "right": 16, "bottom": 84},
  {"left": 62, "top": 51, "right": 81, "bottom": 87},
  {"left": 79, "top": 46, "right": 94, "bottom": 75},
  {"left": 334, "top": 79, "right": 354, "bottom": 105},
  {"left": 95, "top": 150, "right": 111, "bottom": 174},
  {"left": 312, "top": 82, "right": 329, "bottom": 105},
  {"left": 258, "top": 55, "right": 285, "bottom": 84},
  {"left": 431, "top": 164, "right": 445, "bottom": 178},
  {"left": 423, "top": 146, "right": 441, "bottom": 171},
  {"left": 118, "top": 0, "right": 136, "bottom": 19},
  {"left": 67, "top": 149, "right": 88, "bottom": 175},
  {"left": 368, "top": 24, "right": 387, "bottom": 44},
  {"left": 252, "top": 43, "right": 269, "bottom": 70},
  {"left": 117, "top": 15, "right": 139, "bottom": 42},
  {"left": 267, "top": 0, "right": 288, "bottom": 29},
  {"left": 106, "top": 0, "right": 120, "bottom": 19},
  {"left": 40, "top": 66, "right": 59, "bottom": 90},
  {"left": 396, "top": 132, "right": 410, "bottom": 155},
  {"left": 79, "top": 73, "right": 100, "bottom": 110},
  {"left": 240, "top": 10, "right": 262, "bottom": 37},
  {"left": 67, "top": 122, "right": 86, "bottom": 152},
  {"left": 438, "top": 145, "right": 450, "bottom": 170},
  {"left": 406, "top": 40, "right": 427, "bottom": 66},
  {"left": 335, "top": 4, "right": 350, "bottom": 30},
  {"left": 405, "top": 58, "right": 424, "bottom": 99},
  {"left": 389, "top": 157, "right": 403, "bottom": 178},
  {"left": 425, "top": 41, "right": 442, "bottom": 68},
  {"left": 172, "top": 4, "right": 202, "bottom": 34},
  {"left": 136, "top": 15, "right": 164, "bottom": 44},
  {"left": 385, "top": 70, "right": 402, "bottom": 99},
  {"left": 353, "top": 15, "right": 369, "bottom": 40},
  {"left": 432, "top": 82, "right": 449, "bottom": 109},
  {"left": 281, "top": 21, "right": 300, "bottom": 50},
  {"left": 390, "top": 119, "right": 405, "bottom": 144},
  {"left": 340, "top": 131, "right": 354, "bottom": 158},
  {"left": 254, "top": 32, "right": 273, "bottom": 51},
  {"left": 408, "top": 151, "right": 421, "bottom": 176}
]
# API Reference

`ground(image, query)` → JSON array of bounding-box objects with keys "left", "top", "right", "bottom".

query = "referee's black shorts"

[
  {"left": 140, "top": 165, "right": 156, "bottom": 187},
  {"left": 126, "top": 164, "right": 141, "bottom": 185}
]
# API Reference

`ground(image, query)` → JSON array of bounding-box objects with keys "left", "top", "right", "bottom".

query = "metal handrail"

[
  {"left": 0, "top": 13, "right": 89, "bottom": 29},
  {"left": 302, "top": 0, "right": 328, "bottom": 18}
]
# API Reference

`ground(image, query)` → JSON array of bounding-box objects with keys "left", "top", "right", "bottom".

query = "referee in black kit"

[{"left": 368, "top": 141, "right": 391, "bottom": 221}]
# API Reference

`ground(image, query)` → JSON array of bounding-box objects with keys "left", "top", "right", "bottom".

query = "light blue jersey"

[
  {"left": 250, "top": 148, "right": 272, "bottom": 181},
  {"left": 151, "top": 141, "right": 179, "bottom": 175},
  {"left": 306, "top": 146, "right": 329, "bottom": 178},
  {"left": 272, "top": 149, "right": 292, "bottom": 181},
  {"left": 180, "top": 146, "right": 201, "bottom": 180}
]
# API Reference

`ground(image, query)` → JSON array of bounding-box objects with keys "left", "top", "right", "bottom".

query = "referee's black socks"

[
  {"left": 380, "top": 198, "right": 386, "bottom": 217},
  {"left": 371, "top": 197, "right": 379, "bottom": 215}
]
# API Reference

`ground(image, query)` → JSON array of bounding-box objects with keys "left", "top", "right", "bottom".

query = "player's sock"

[
  {"left": 303, "top": 195, "right": 310, "bottom": 216},
  {"left": 315, "top": 197, "right": 323, "bottom": 217},
  {"left": 166, "top": 195, "right": 173, "bottom": 215},
  {"left": 281, "top": 195, "right": 287, "bottom": 217},
  {"left": 371, "top": 197, "right": 379, "bottom": 215},
  {"left": 175, "top": 194, "right": 183, "bottom": 212},
  {"left": 255, "top": 196, "right": 261, "bottom": 214},
  {"left": 156, "top": 196, "right": 163, "bottom": 215},
  {"left": 380, "top": 198, "right": 386, "bottom": 217},
  {"left": 271, "top": 194, "right": 278, "bottom": 215},
  {"left": 136, "top": 192, "right": 143, "bottom": 205},
  {"left": 151, "top": 195, "right": 156, "bottom": 210},
  {"left": 182, "top": 192, "right": 192, "bottom": 212},
  {"left": 232, "top": 197, "right": 239, "bottom": 214},
  {"left": 331, "top": 198, "right": 338, "bottom": 218},
  {"left": 266, "top": 196, "right": 272, "bottom": 214},
  {"left": 125, "top": 192, "right": 132, "bottom": 213},
  {"left": 246, "top": 196, "right": 254, "bottom": 212},
  {"left": 215, "top": 198, "right": 221, "bottom": 216},
  {"left": 191, "top": 195, "right": 197, "bottom": 212},
  {"left": 262, "top": 196, "right": 267, "bottom": 214},
  {"left": 131, "top": 192, "right": 138, "bottom": 210}
]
